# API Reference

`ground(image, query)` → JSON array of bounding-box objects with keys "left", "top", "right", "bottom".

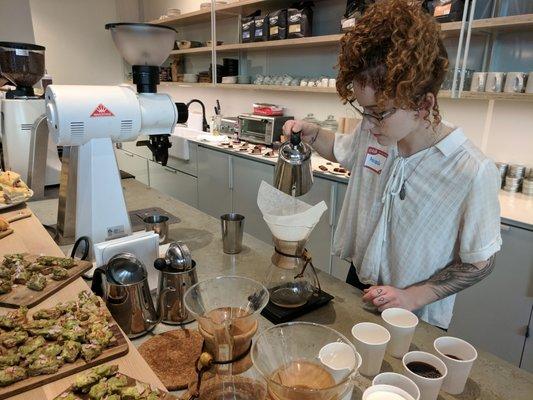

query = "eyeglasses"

[{"left": 349, "top": 101, "right": 397, "bottom": 125}]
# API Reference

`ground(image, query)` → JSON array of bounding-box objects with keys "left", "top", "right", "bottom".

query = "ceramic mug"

[
  {"left": 504, "top": 72, "right": 526, "bottom": 93},
  {"left": 470, "top": 72, "right": 487, "bottom": 92},
  {"left": 485, "top": 72, "right": 505, "bottom": 93},
  {"left": 525, "top": 72, "right": 533, "bottom": 93}
]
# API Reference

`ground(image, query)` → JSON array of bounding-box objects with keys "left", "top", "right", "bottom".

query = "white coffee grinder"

[
  {"left": 44, "top": 23, "right": 189, "bottom": 253},
  {"left": 0, "top": 41, "right": 61, "bottom": 185}
]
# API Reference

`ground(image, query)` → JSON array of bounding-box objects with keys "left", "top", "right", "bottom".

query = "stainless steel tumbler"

[
  {"left": 220, "top": 213, "right": 245, "bottom": 254},
  {"left": 144, "top": 215, "right": 169, "bottom": 244}
]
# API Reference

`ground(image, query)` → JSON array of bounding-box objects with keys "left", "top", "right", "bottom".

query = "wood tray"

[
  {"left": 53, "top": 372, "right": 177, "bottom": 400},
  {"left": 0, "top": 255, "right": 92, "bottom": 308},
  {"left": 0, "top": 324, "right": 129, "bottom": 399}
]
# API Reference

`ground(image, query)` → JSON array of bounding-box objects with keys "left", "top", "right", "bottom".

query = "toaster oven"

[{"left": 238, "top": 114, "right": 293, "bottom": 145}]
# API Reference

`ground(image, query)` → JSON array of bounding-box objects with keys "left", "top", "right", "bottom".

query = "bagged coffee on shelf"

[
  {"left": 268, "top": 9, "right": 288, "bottom": 40},
  {"left": 241, "top": 16, "right": 255, "bottom": 43},
  {"left": 253, "top": 16, "right": 268, "bottom": 42},
  {"left": 287, "top": 1, "right": 314, "bottom": 39},
  {"left": 423, "top": 0, "right": 466, "bottom": 23},
  {"left": 341, "top": 0, "right": 374, "bottom": 32}
]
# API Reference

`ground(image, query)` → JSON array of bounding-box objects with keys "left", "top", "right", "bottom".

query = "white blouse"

[{"left": 333, "top": 123, "right": 502, "bottom": 328}]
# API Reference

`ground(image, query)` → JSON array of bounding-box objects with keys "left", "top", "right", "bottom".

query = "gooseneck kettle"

[{"left": 274, "top": 130, "right": 314, "bottom": 197}]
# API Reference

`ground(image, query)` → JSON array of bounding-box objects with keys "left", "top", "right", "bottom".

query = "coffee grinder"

[{"left": 0, "top": 42, "right": 61, "bottom": 185}]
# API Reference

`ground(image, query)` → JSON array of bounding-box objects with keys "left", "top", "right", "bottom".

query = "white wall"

[
  {"left": 29, "top": 0, "right": 124, "bottom": 85},
  {"left": 0, "top": 0, "right": 35, "bottom": 43},
  {"left": 160, "top": 84, "right": 533, "bottom": 166}
]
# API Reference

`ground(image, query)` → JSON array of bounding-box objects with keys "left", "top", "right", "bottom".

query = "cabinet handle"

[
  {"left": 500, "top": 224, "right": 511, "bottom": 232},
  {"left": 329, "top": 184, "right": 337, "bottom": 227},
  {"left": 228, "top": 156, "right": 234, "bottom": 190},
  {"left": 164, "top": 167, "right": 178, "bottom": 174}
]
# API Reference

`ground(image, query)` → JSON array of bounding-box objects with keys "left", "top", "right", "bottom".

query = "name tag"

[{"left": 364, "top": 147, "right": 388, "bottom": 174}]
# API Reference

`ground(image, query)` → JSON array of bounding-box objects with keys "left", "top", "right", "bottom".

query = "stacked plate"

[
  {"left": 495, "top": 162, "right": 508, "bottom": 187},
  {"left": 223, "top": 58, "right": 239, "bottom": 77},
  {"left": 503, "top": 176, "right": 522, "bottom": 192},
  {"left": 522, "top": 178, "right": 533, "bottom": 196},
  {"left": 508, "top": 164, "right": 526, "bottom": 178}
]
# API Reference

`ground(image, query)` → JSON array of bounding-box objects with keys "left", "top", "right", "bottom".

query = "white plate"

[
  {"left": 198, "top": 134, "right": 229, "bottom": 143},
  {"left": 0, "top": 189, "right": 34, "bottom": 210}
]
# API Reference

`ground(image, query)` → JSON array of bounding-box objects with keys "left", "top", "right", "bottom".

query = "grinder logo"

[{"left": 90, "top": 104, "right": 114, "bottom": 117}]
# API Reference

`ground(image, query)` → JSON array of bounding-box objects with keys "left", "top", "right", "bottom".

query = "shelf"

[
  {"left": 150, "top": 0, "right": 273, "bottom": 25},
  {"left": 170, "top": 46, "right": 212, "bottom": 55},
  {"left": 216, "top": 34, "right": 344, "bottom": 52},
  {"left": 158, "top": 82, "right": 337, "bottom": 93},
  {"left": 157, "top": 83, "right": 533, "bottom": 101},
  {"left": 439, "top": 90, "right": 533, "bottom": 101},
  {"left": 471, "top": 13, "right": 533, "bottom": 32}
]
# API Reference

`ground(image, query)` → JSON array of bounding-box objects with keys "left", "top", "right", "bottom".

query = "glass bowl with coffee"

[{"left": 252, "top": 322, "right": 361, "bottom": 400}]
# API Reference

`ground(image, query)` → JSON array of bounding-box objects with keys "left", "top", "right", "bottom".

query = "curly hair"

[{"left": 337, "top": 0, "right": 449, "bottom": 125}]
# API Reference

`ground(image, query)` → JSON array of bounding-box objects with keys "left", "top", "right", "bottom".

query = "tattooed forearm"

[{"left": 414, "top": 256, "right": 495, "bottom": 300}]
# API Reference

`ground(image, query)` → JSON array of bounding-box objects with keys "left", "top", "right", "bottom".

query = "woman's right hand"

[{"left": 282, "top": 120, "right": 319, "bottom": 143}]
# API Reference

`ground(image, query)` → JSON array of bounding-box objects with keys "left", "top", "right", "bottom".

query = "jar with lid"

[
  {"left": 320, "top": 115, "right": 339, "bottom": 132},
  {"left": 303, "top": 113, "right": 320, "bottom": 125}
]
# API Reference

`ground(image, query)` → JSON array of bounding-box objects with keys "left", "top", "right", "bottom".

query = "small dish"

[{"left": 221, "top": 76, "right": 238, "bottom": 84}]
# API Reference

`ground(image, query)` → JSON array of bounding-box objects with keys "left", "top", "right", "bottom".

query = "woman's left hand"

[{"left": 362, "top": 285, "right": 419, "bottom": 312}]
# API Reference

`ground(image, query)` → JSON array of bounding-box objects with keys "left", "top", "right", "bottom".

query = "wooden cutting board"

[
  {"left": 0, "top": 255, "right": 92, "bottom": 308},
  {"left": 52, "top": 371, "right": 177, "bottom": 400},
  {"left": 0, "top": 324, "right": 129, "bottom": 399}
]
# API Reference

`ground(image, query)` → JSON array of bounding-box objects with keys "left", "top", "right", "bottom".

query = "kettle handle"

[
  {"left": 290, "top": 130, "right": 302, "bottom": 146},
  {"left": 146, "top": 286, "right": 176, "bottom": 327},
  {"left": 91, "top": 267, "right": 107, "bottom": 297}
]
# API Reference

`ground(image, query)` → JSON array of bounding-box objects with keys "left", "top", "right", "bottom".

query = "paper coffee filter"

[{"left": 257, "top": 181, "right": 327, "bottom": 241}]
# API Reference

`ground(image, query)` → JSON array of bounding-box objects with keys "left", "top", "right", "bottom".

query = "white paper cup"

[
  {"left": 381, "top": 308, "right": 419, "bottom": 358},
  {"left": 373, "top": 372, "right": 421, "bottom": 400},
  {"left": 351, "top": 322, "right": 390, "bottom": 377},
  {"left": 363, "top": 384, "right": 416, "bottom": 400},
  {"left": 402, "top": 351, "right": 447, "bottom": 400},
  {"left": 433, "top": 336, "right": 477, "bottom": 395}
]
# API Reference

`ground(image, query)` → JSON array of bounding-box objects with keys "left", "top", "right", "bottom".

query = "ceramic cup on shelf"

[
  {"left": 526, "top": 72, "right": 533, "bottom": 93},
  {"left": 381, "top": 308, "right": 419, "bottom": 358},
  {"left": 373, "top": 372, "right": 421, "bottom": 400},
  {"left": 470, "top": 72, "right": 487, "bottom": 92},
  {"left": 351, "top": 322, "right": 390, "bottom": 377},
  {"left": 402, "top": 351, "right": 447, "bottom": 400},
  {"left": 433, "top": 336, "right": 477, "bottom": 395},
  {"left": 503, "top": 72, "right": 527, "bottom": 93},
  {"left": 485, "top": 72, "right": 505, "bottom": 92}
]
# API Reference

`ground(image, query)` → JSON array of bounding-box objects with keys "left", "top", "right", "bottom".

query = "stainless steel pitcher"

[
  {"left": 154, "top": 260, "right": 198, "bottom": 325},
  {"left": 91, "top": 252, "right": 174, "bottom": 338},
  {"left": 274, "top": 131, "right": 313, "bottom": 196}
]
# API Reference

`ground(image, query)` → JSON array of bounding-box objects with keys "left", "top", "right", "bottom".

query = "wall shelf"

[
  {"left": 158, "top": 83, "right": 533, "bottom": 101},
  {"left": 471, "top": 13, "right": 533, "bottom": 33}
]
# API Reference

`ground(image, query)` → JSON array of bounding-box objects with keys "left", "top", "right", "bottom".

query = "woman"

[{"left": 283, "top": 0, "right": 501, "bottom": 329}]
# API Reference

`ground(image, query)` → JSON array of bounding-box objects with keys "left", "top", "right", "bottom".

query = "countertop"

[
  {"left": 175, "top": 128, "right": 533, "bottom": 230},
  {"left": 28, "top": 179, "right": 533, "bottom": 399},
  {"left": 0, "top": 205, "right": 165, "bottom": 400}
]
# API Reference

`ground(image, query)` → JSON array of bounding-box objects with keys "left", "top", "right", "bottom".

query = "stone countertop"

[
  {"left": 29, "top": 178, "right": 528, "bottom": 400},
  {"left": 175, "top": 129, "right": 533, "bottom": 230}
]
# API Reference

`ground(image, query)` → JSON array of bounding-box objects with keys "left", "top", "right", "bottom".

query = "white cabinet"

[
  {"left": 299, "top": 176, "right": 336, "bottom": 274},
  {"left": 232, "top": 156, "right": 275, "bottom": 244},
  {"left": 166, "top": 141, "right": 198, "bottom": 177},
  {"left": 120, "top": 136, "right": 153, "bottom": 159},
  {"left": 148, "top": 161, "right": 198, "bottom": 208},
  {"left": 331, "top": 182, "right": 351, "bottom": 281},
  {"left": 449, "top": 223, "right": 533, "bottom": 369},
  {"left": 197, "top": 146, "right": 232, "bottom": 218},
  {"left": 114, "top": 149, "right": 149, "bottom": 185}
]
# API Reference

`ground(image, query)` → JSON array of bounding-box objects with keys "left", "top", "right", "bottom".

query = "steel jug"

[
  {"left": 274, "top": 131, "right": 313, "bottom": 197},
  {"left": 153, "top": 242, "right": 198, "bottom": 324},
  {"left": 91, "top": 252, "right": 174, "bottom": 338}
]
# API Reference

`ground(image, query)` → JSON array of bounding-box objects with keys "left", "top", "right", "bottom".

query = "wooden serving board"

[
  {"left": 53, "top": 372, "right": 177, "bottom": 400},
  {"left": 0, "top": 324, "right": 129, "bottom": 400},
  {"left": 0, "top": 255, "right": 92, "bottom": 309}
]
